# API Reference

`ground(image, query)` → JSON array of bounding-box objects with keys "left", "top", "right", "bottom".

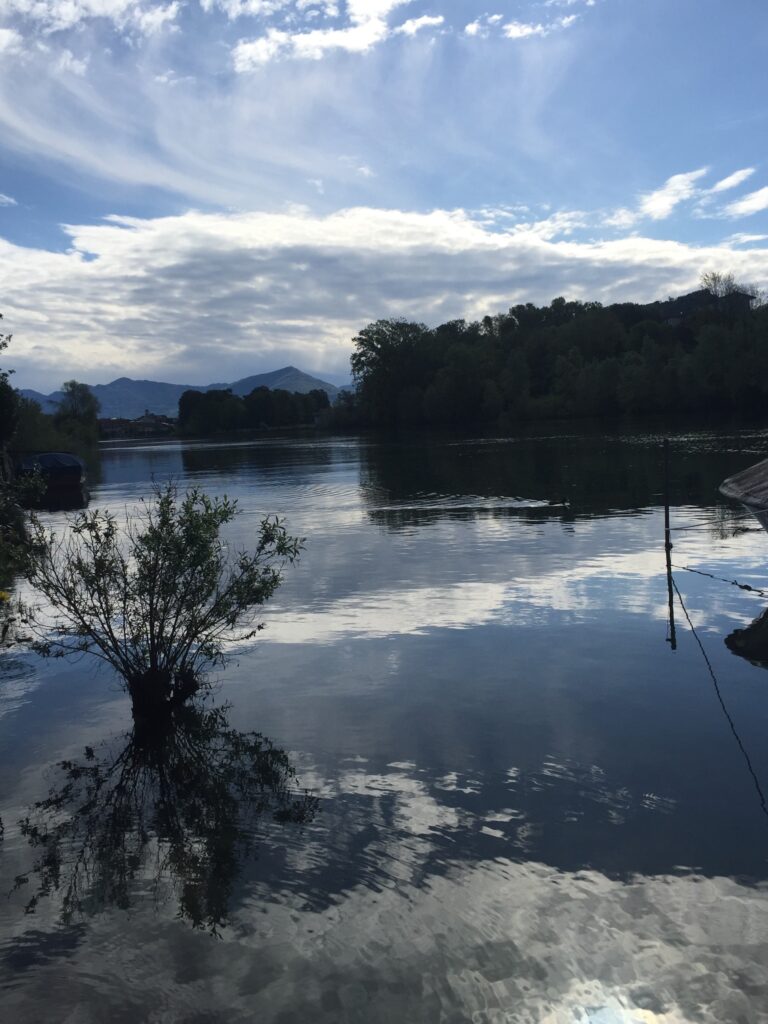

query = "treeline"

[
  {"left": 13, "top": 382, "right": 101, "bottom": 453},
  {"left": 178, "top": 386, "right": 330, "bottom": 434},
  {"left": 339, "top": 292, "right": 768, "bottom": 430}
]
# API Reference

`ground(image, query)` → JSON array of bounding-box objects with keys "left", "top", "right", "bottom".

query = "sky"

[{"left": 0, "top": 0, "right": 767, "bottom": 391}]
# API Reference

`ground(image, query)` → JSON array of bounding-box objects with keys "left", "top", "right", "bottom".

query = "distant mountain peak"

[{"left": 20, "top": 367, "right": 340, "bottom": 420}]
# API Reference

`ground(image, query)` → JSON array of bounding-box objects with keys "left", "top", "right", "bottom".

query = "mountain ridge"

[{"left": 20, "top": 366, "right": 341, "bottom": 419}]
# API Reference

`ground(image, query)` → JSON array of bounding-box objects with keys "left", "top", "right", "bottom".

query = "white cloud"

[
  {"left": 512, "top": 209, "right": 588, "bottom": 240},
  {"left": 725, "top": 232, "right": 768, "bottom": 246},
  {"left": 231, "top": 0, "right": 584, "bottom": 64},
  {"left": 394, "top": 14, "right": 443, "bottom": 36},
  {"left": 56, "top": 48, "right": 88, "bottom": 75},
  {"left": 4, "top": 204, "right": 768, "bottom": 391},
  {"left": 201, "top": 0, "right": 292, "bottom": 17},
  {"left": 709, "top": 167, "right": 755, "bottom": 193},
  {"left": 0, "top": 0, "right": 179, "bottom": 35},
  {"left": 502, "top": 14, "right": 578, "bottom": 39},
  {"left": 232, "top": 0, "right": 425, "bottom": 66},
  {"left": 0, "top": 192, "right": 17, "bottom": 206},
  {"left": 602, "top": 206, "right": 637, "bottom": 229},
  {"left": 503, "top": 20, "right": 548, "bottom": 39},
  {"left": 725, "top": 186, "right": 768, "bottom": 218},
  {"left": 0, "top": 27, "right": 23, "bottom": 53},
  {"left": 132, "top": 1, "right": 180, "bottom": 34},
  {"left": 233, "top": 27, "right": 290, "bottom": 66},
  {"left": 639, "top": 168, "right": 709, "bottom": 220},
  {"left": 605, "top": 168, "right": 764, "bottom": 227}
]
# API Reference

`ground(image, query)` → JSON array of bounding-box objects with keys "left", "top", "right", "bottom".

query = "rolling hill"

[{"left": 20, "top": 367, "right": 341, "bottom": 419}]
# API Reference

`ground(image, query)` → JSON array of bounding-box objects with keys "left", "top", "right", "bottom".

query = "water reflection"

[
  {"left": 12, "top": 703, "right": 318, "bottom": 934},
  {"left": 34, "top": 486, "right": 90, "bottom": 513},
  {"left": 726, "top": 605, "right": 768, "bottom": 668},
  {"left": 358, "top": 430, "right": 750, "bottom": 531},
  {"left": 5, "top": 427, "right": 768, "bottom": 1020}
]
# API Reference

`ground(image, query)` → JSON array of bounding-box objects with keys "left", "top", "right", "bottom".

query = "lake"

[{"left": 2, "top": 425, "right": 768, "bottom": 1023}]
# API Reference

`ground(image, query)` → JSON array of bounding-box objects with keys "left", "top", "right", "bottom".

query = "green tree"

[
  {"left": 351, "top": 319, "right": 430, "bottom": 426},
  {"left": 26, "top": 484, "right": 303, "bottom": 719}
]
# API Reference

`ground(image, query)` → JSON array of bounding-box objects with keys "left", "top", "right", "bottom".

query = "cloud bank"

[{"left": 5, "top": 203, "right": 768, "bottom": 391}]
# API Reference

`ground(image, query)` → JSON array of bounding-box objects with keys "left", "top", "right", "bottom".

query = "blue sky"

[{"left": 1, "top": 0, "right": 768, "bottom": 390}]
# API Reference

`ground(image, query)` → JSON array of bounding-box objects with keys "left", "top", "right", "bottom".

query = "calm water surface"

[{"left": 3, "top": 426, "right": 768, "bottom": 1022}]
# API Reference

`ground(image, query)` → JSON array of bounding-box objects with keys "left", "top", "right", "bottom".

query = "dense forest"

[
  {"left": 340, "top": 282, "right": 768, "bottom": 430},
  {"left": 178, "top": 385, "right": 330, "bottom": 434}
]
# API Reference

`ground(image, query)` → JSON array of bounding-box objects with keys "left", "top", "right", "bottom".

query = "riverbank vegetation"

[
  {"left": 2, "top": 326, "right": 98, "bottom": 645},
  {"left": 338, "top": 281, "right": 768, "bottom": 431},
  {"left": 178, "top": 385, "right": 329, "bottom": 435},
  {"left": 13, "top": 380, "right": 100, "bottom": 454}
]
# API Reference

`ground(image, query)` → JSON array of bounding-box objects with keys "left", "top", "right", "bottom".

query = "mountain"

[{"left": 19, "top": 366, "right": 340, "bottom": 419}]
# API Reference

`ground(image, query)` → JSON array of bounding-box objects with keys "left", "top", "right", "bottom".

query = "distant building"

[{"left": 99, "top": 410, "right": 176, "bottom": 439}]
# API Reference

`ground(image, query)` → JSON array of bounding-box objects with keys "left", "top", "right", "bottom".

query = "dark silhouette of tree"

[
  {"left": 12, "top": 704, "right": 318, "bottom": 934},
  {"left": 54, "top": 380, "right": 100, "bottom": 426},
  {"left": 350, "top": 319, "right": 431, "bottom": 427},
  {"left": 178, "top": 386, "right": 330, "bottom": 434},
  {"left": 0, "top": 318, "right": 19, "bottom": 451},
  {"left": 337, "top": 288, "right": 768, "bottom": 431}
]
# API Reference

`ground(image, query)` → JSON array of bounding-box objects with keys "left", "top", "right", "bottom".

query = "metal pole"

[{"left": 664, "top": 438, "right": 677, "bottom": 650}]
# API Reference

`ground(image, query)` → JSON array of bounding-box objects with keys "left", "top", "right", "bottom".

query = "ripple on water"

[{"left": 0, "top": 656, "right": 38, "bottom": 720}]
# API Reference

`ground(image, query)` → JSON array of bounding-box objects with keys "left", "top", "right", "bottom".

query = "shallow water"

[{"left": 3, "top": 425, "right": 768, "bottom": 1022}]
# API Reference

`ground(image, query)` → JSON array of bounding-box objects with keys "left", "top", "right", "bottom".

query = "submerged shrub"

[{"left": 26, "top": 484, "right": 302, "bottom": 717}]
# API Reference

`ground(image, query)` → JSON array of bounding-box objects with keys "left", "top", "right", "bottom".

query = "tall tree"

[{"left": 55, "top": 380, "right": 101, "bottom": 425}]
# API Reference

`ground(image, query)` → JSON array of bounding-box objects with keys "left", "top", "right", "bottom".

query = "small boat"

[
  {"left": 15, "top": 452, "right": 89, "bottom": 511},
  {"left": 719, "top": 457, "right": 768, "bottom": 508},
  {"left": 16, "top": 451, "right": 86, "bottom": 487}
]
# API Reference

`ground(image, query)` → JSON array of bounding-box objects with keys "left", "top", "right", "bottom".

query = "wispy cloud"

[
  {"left": 708, "top": 167, "right": 755, "bottom": 194},
  {"left": 394, "top": 14, "right": 444, "bottom": 36},
  {"left": 502, "top": 15, "right": 578, "bottom": 39},
  {"left": 0, "top": 0, "right": 180, "bottom": 36},
  {"left": 232, "top": 0, "right": 425, "bottom": 67},
  {"left": 725, "top": 186, "right": 768, "bottom": 218},
  {"left": 639, "top": 168, "right": 709, "bottom": 220},
  {"left": 725, "top": 232, "right": 768, "bottom": 247},
  {"left": 463, "top": 14, "right": 502, "bottom": 38},
  {"left": 0, "top": 192, "right": 17, "bottom": 206}
]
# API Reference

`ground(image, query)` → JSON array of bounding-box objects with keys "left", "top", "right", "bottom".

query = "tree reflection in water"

[{"left": 13, "top": 704, "right": 318, "bottom": 934}]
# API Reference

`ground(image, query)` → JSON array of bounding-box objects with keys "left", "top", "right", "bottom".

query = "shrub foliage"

[{"left": 26, "top": 484, "right": 302, "bottom": 714}]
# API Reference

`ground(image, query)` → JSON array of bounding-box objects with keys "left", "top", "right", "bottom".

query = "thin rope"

[
  {"left": 671, "top": 563, "right": 768, "bottom": 599},
  {"left": 669, "top": 508, "right": 759, "bottom": 532},
  {"left": 671, "top": 575, "right": 768, "bottom": 824}
]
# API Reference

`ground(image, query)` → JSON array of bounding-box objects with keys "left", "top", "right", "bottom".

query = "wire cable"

[
  {"left": 671, "top": 575, "right": 768, "bottom": 825},
  {"left": 671, "top": 563, "right": 768, "bottom": 599}
]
